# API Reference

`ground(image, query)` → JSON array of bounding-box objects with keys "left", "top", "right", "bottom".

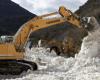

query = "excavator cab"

[{"left": 0, "top": 35, "right": 13, "bottom": 43}]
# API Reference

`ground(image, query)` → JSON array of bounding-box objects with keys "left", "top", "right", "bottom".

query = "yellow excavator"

[{"left": 0, "top": 6, "right": 87, "bottom": 74}]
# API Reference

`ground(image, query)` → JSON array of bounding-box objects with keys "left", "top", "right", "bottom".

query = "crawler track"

[{"left": 0, "top": 60, "right": 37, "bottom": 75}]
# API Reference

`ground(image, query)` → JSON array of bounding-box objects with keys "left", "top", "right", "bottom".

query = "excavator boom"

[{"left": 13, "top": 6, "right": 83, "bottom": 51}]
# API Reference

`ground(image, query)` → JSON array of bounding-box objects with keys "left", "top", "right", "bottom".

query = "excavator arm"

[{"left": 59, "top": 6, "right": 82, "bottom": 28}]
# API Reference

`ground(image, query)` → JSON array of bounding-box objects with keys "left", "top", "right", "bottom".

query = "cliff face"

[
  {"left": 0, "top": 0, "right": 35, "bottom": 36},
  {"left": 76, "top": 0, "right": 100, "bottom": 23}
]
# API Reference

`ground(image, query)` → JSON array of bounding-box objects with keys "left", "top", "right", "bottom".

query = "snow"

[{"left": 1, "top": 17, "right": 100, "bottom": 80}]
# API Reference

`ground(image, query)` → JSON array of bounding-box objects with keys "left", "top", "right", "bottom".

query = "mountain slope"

[
  {"left": 0, "top": 0, "right": 35, "bottom": 36},
  {"left": 76, "top": 0, "right": 100, "bottom": 23}
]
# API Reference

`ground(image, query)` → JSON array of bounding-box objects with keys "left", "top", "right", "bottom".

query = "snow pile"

[{"left": 4, "top": 30, "right": 100, "bottom": 80}]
